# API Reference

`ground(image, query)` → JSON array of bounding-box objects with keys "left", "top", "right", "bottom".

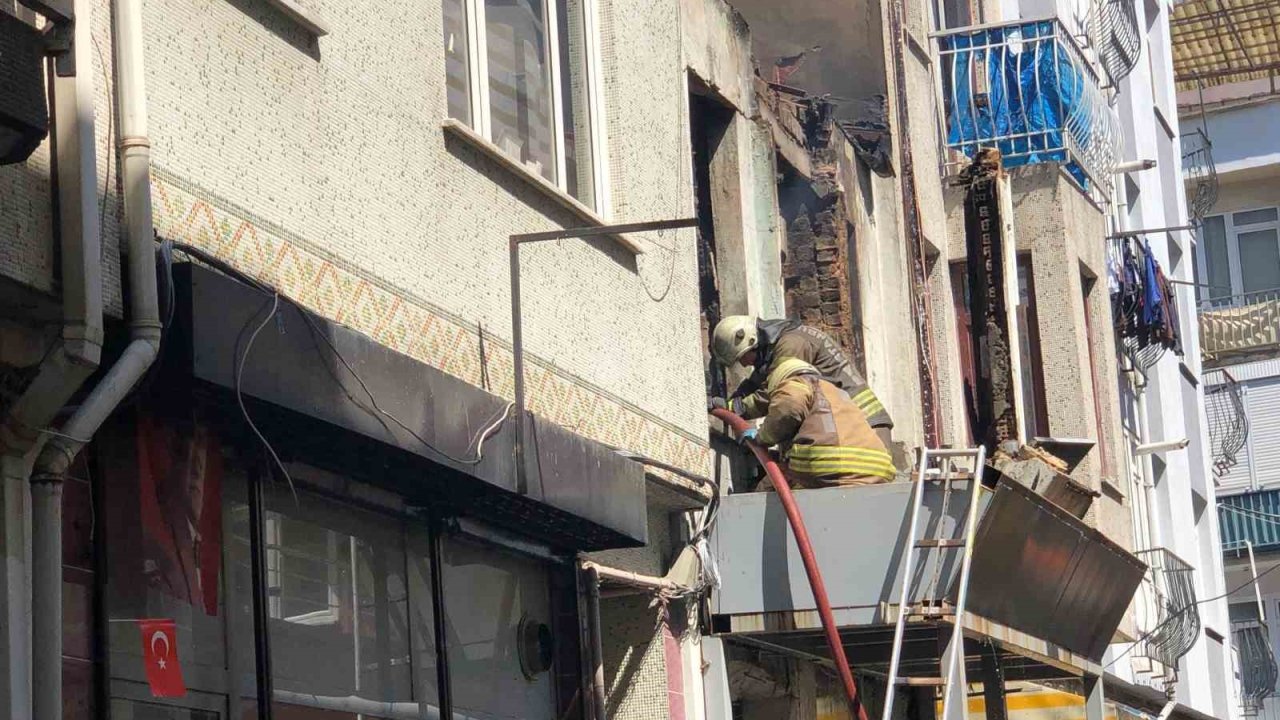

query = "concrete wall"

[
  {"left": 1208, "top": 172, "right": 1280, "bottom": 217},
  {"left": 1186, "top": 99, "right": 1280, "bottom": 180},
  {"left": 939, "top": 164, "right": 1133, "bottom": 548}
]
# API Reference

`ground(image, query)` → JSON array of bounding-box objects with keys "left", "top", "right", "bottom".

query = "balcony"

[
  {"left": 934, "top": 18, "right": 1121, "bottom": 199},
  {"left": 1199, "top": 288, "right": 1280, "bottom": 365},
  {"left": 1129, "top": 548, "right": 1200, "bottom": 685},
  {"left": 1181, "top": 128, "right": 1219, "bottom": 223},
  {"left": 1234, "top": 619, "right": 1279, "bottom": 716}
]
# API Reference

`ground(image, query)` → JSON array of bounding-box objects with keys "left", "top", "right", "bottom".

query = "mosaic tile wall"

[{"left": 152, "top": 173, "right": 712, "bottom": 479}]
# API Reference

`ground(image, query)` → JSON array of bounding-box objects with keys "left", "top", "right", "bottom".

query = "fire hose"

[{"left": 710, "top": 408, "right": 869, "bottom": 720}]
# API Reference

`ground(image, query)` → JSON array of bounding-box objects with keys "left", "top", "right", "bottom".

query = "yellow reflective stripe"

[
  {"left": 788, "top": 446, "right": 896, "bottom": 478},
  {"left": 790, "top": 445, "right": 893, "bottom": 461},
  {"left": 852, "top": 389, "right": 876, "bottom": 405},
  {"left": 859, "top": 399, "right": 885, "bottom": 416},
  {"left": 788, "top": 459, "right": 896, "bottom": 479}
]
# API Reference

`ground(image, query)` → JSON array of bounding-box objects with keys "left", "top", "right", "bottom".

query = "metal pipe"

[
  {"left": 584, "top": 564, "right": 608, "bottom": 720},
  {"left": 579, "top": 560, "right": 690, "bottom": 594},
  {"left": 1135, "top": 382, "right": 1163, "bottom": 551},
  {"left": 507, "top": 218, "right": 696, "bottom": 495},
  {"left": 29, "top": 3, "right": 162, "bottom": 713},
  {"left": 710, "top": 408, "right": 869, "bottom": 720}
]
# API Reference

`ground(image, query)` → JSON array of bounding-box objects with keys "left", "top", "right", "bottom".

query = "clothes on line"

[{"left": 1109, "top": 237, "right": 1183, "bottom": 355}]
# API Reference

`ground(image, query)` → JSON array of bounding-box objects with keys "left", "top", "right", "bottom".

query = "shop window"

[{"left": 442, "top": 536, "right": 557, "bottom": 720}]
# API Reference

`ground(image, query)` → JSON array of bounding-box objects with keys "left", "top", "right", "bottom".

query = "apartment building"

[
  {"left": 0, "top": 0, "right": 1240, "bottom": 718},
  {"left": 1173, "top": 0, "right": 1280, "bottom": 716},
  {"left": 0, "top": 0, "right": 785, "bottom": 717}
]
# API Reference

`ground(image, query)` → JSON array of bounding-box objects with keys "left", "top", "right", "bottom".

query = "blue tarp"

[{"left": 940, "top": 20, "right": 1091, "bottom": 188}]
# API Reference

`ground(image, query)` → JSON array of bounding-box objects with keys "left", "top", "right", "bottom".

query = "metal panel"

[
  {"left": 173, "top": 263, "right": 647, "bottom": 549},
  {"left": 711, "top": 477, "right": 1145, "bottom": 660},
  {"left": 964, "top": 481, "right": 1145, "bottom": 660},
  {"left": 711, "top": 481, "right": 974, "bottom": 619}
]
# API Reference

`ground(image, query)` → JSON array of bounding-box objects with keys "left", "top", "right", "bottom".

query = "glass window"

[
  {"left": 1233, "top": 208, "right": 1279, "bottom": 226},
  {"left": 442, "top": 537, "right": 557, "bottom": 720},
  {"left": 443, "top": 0, "right": 599, "bottom": 208},
  {"left": 556, "top": 0, "right": 594, "bottom": 207},
  {"left": 486, "top": 0, "right": 555, "bottom": 182},
  {"left": 1230, "top": 601, "right": 1263, "bottom": 622},
  {"left": 443, "top": 0, "right": 472, "bottom": 124},
  {"left": 255, "top": 488, "right": 413, "bottom": 715},
  {"left": 102, "top": 411, "right": 229, "bottom": 695},
  {"left": 1238, "top": 228, "right": 1280, "bottom": 295},
  {"left": 1200, "top": 215, "right": 1231, "bottom": 301}
]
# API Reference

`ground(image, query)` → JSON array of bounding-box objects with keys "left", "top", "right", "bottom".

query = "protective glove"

[
  {"left": 707, "top": 397, "right": 728, "bottom": 412},
  {"left": 738, "top": 428, "right": 758, "bottom": 446}
]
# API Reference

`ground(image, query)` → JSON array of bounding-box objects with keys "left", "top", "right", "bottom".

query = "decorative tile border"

[{"left": 151, "top": 171, "right": 713, "bottom": 483}]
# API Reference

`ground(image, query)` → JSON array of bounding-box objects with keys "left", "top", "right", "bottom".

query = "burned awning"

[{"left": 163, "top": 262, "right": 647, "bottom": 551}]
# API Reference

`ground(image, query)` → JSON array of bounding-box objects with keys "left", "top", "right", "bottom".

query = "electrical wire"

[
  {"left": 235, "top": 291, "right": 299, "bottom": 506},
  {"left": 171, "top": 242, "right": 513, "bottom": 469}
]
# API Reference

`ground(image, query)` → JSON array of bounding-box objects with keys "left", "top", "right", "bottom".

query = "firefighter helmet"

[{"left": 711, "top": 316, "right": 759, "bottom": 365}]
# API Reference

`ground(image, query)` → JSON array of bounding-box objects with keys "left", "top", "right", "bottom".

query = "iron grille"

[
  {"left": 1234, "top": 619, "right": 1278, "bottom": 716},
  {"left": 1090, "top": 0, "right": 1141, "bottom": 83},
  {"left": 1132, "top": 547, "right": 1201, "bottom": 683},
  {"left": 1204, "top": 369, "right": 1248, "bottom": 478},
  {"left": 933, "top": 18, "right": 1121, "bottom": 202},
  {"left": 1181, "top": 129, "right": 1219, "bottom": 223}
]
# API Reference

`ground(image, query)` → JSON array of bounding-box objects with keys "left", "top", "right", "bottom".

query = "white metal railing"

[
  {"left": 1130, "top": 547, "right": 1200, "bottom": 689},
  {"left": 933, "top": 17, "right": 1121, "bottom": 199}
]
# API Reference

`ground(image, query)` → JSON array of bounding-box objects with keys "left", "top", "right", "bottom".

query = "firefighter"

[
  {"left": 708, "top": 316, "right": 893, "bottom": 446},
  {"left": 736, "top": 358, "right": 895, "bottom": 488}
]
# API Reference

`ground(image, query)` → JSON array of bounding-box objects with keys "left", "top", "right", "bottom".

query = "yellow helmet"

[{"left": 711, "top": 315, "right": 758, "bottom": 365}]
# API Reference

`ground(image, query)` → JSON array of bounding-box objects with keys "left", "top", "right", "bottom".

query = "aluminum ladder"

[{"left": 880, "top": 446, "right": 988, "bottom": 720}]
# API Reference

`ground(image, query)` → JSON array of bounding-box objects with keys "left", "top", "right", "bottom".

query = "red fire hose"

[{"left": 711, "top": 408, "right": 869, "bottom": 720}]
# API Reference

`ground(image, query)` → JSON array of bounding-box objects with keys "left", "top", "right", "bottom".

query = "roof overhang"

[{"left": 1172, "top": 0, "right": 1280, "bottom": 91}]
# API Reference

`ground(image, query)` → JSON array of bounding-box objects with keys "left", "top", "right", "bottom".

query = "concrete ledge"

[
  {"left": 265, "top": 0, "right": 330, "bottom": 36},
  {"left": 442, "top": 119, "right": 644, "bottom": 254}
]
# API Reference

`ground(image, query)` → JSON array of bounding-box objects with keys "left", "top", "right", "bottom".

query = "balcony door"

[{"left": 1197, "top": 207, "right": 1280, "bottom": 306}]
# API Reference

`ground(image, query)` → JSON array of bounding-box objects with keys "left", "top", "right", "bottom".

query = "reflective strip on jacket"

[{"left": 755, "top": 359, "right": 895, "bottom": 486}]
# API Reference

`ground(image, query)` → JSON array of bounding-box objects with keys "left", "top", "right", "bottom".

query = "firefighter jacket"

[
  {"left": 755, "top": 359, "right": 895, "bottom": 487},
  {"left": 733, "top": 320, "right": 893, "bottom": 430}
]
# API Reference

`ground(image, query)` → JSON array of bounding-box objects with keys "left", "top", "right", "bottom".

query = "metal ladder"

[{"left": 881, "top": 446, "right": 988, "bottom": 720}]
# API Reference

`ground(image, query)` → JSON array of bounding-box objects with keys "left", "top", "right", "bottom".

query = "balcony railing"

[
  {"left": 1199, "top": 288, "right": 1280, "bottom": 364},
  {"left": 934, "top": 18, "right": 1121, "bottom": 198},
  {"left": 1090, "top": 0, "right": 1141, "bottom": 83},
  {"left": 1204, "top": 369, "right": 1248, "bottom": 478},
  {"left": 1131, "top": 547, "right": 1200, "bottom": 683},
  {"left": 1233, "top": 619, "right": 1278, "bottom": 716},
  {"left": 1182, "top": 128, "right": 1219, "bottom": 223}
]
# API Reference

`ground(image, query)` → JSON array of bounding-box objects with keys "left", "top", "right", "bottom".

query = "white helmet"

[{"left": 711, "top": 316, "right": 758, "bottom": 366}]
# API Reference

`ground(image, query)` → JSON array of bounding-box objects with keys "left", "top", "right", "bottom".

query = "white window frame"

[
  {"left": 1195, "top": 205, "right": 1280, "bottom": 301},
  {"left": 455, "top": 0, "right": 611, "bottom": 215}
]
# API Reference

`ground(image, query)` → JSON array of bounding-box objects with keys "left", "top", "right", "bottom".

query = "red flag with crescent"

[{"left": 138, "top": 618, "right": 186, "bottom": 697}]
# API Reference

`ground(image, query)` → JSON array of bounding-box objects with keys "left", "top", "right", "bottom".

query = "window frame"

[
  {"left": 1195, "top": 205, "right": 1280, "bottom": 302},
  {"left": 452, "top": 0, "right": 611, "bottom": 214}
]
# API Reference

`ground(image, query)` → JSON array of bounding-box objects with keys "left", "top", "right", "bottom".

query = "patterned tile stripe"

[{"left": 151, "top": 175, "right": 713, "bottom": 483}]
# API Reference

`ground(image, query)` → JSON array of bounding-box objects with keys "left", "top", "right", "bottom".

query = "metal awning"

[{"left": 1172, "top": 0, "right": 1280, "bottom": 91}]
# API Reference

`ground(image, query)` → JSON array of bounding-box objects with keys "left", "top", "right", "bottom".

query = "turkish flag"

[{"left": 138, "top": 619, "right": 186, "bottom": 698}]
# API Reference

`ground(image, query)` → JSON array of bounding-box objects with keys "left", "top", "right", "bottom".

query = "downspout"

[
  {"left": 0, "top": 1, "right": 104, "bottom": 714},
  {"left": 31, "top": 0, "right": 161, "bottom": 716}
]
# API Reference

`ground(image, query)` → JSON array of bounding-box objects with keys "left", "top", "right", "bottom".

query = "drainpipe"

[
  {"left": 0, "top": 1, "right": 104, "bottom": 715},
  {"left": 30, "top": 0, "right": 161, "bottom": 716}
]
